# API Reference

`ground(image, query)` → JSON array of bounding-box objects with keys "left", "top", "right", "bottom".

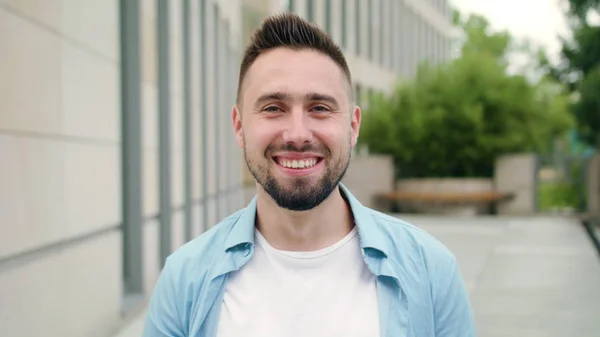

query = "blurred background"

[{"left": 1, "top": 0, "right": 599, "bottom": 336}]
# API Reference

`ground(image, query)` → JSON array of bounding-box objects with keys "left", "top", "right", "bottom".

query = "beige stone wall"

[
  {"left": 342, "top": 155, "right": 395, "bottom": 209},
  {"left": 494, "top": 153, "right": 537, "bottom": 215},
  {"left": 0, "top": 1, "right": 122, "bottom": 336}
]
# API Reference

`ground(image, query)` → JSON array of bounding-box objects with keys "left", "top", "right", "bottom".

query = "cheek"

[
  {"left": 244, "top": 126, "right": 277, "bottom": 153},
  {"left": 313, "top": 124, "right": 351, "bottom": 150}
]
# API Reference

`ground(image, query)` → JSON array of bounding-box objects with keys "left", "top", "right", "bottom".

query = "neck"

[{"left": 255, "top": 184, "right": 355, "bottom": 251}]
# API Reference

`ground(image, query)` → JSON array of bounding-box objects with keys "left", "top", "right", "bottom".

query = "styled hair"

[{"left": 236, "top": 12, "right": 352, "bottom": 103}]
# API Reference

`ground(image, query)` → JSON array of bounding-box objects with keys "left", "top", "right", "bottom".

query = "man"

[{"left": 143, "top": 13, "right": 476, "bottom": 337}]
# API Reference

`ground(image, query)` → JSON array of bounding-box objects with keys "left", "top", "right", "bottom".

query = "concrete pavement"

[
  {"left": 404, "top": 214, "right": 600, "bottom": 337},
  {"left": 112, "top": 310, "right": 145, "bottom": 337},
  {"left": 111, "top": 215, "right": 600, "bottom": 337}
]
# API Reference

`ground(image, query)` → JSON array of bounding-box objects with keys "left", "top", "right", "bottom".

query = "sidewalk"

[
  {"left": 404, "top": 214, "right": 600, "bottom": 336},
  {"left": 112, "top": 310, "right": 146, "bottom": 337}
]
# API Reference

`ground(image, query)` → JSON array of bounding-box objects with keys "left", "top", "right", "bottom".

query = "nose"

[{"left": 281, "top": 109, "right": 313, "bottom": 146}]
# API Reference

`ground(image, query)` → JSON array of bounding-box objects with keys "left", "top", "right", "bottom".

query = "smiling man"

[{"left": 143, "top": 13, "right": 476, "bottom": 337}]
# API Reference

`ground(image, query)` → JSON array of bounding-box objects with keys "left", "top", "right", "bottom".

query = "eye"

[
  {"left": 311, "top": 105, "right": 331, "bottom": 113},
  {"left": 263, "top": 105, "right": 284, "bottom": 113}
]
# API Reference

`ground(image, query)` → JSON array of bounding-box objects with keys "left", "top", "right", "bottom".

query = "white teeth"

[{"left": 278, "top": 158, "right": 318, "bottom": 169}]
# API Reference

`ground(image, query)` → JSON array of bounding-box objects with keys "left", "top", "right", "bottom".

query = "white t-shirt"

[{"left": 216, "top": 227, "right": 380, "bottom": 337}]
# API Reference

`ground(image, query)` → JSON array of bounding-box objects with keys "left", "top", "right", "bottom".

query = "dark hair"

[{"left": 236, "top": 12, "right": 351, "bottom": 103}]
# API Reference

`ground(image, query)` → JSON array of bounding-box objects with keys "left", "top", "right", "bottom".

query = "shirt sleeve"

[
  {"left": 142, "top": 260, "right": 187, "bottom": 337},
  {"left": 433, "top": 258, "right": 477, "bottom": 337}
]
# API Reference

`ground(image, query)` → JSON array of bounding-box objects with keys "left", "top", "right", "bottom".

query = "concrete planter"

[{"left": 394, "top": 178, "right": 495, "bottom": 215}]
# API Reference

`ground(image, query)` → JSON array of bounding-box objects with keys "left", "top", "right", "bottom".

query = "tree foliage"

[
  {"left": 359, "top": 13, "right": 573, "bottom": 179},
  {"left": 542, "top": 0, "right": 600, "bottom": 146}
]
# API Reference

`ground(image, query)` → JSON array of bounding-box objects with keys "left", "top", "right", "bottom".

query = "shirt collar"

[
  {"left": 223, "top": 183, "right": 390, "bottom": 258},
  {"left": 224, "top": 195, "right": 258, "bottom": 252}
]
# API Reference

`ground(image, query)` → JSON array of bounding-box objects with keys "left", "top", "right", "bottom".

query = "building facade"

[
  {"left": 0, "top": 1, "right": 452, "bottom": 336},
  {"left": 282, "top": 0, "right": 453, "bottom": 101}
]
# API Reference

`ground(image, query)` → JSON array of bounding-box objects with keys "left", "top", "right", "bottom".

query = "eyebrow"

[{"left": 254, "top": 92, "right": 339, "bottom": 107}]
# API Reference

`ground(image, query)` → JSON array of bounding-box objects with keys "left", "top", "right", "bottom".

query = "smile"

[{"left": 276, "top": 158, "right": 319, "bottom": 169}]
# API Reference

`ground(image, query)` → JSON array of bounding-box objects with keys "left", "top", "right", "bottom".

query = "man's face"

[{"left": 233, "top": 48, "right": 361, "bottom": 211}]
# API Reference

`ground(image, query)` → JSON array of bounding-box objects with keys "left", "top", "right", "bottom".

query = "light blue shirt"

[{"left": 143, "top": 184, "right": 476, "bottom": 337}]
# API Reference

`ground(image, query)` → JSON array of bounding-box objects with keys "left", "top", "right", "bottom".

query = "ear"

[
  {"left": 350, "top": 105, "right": 361, "bottom": 147},
  {"left": 232, "top": 104, "right": 244, "bottom": 148}
]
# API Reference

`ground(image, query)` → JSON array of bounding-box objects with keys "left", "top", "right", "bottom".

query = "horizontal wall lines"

[
  {"left": 0, "top": 129, "right": 120, "bottom": 147},
  {"left": 0, "top": 2, "right": 119, "bottom": 66}
]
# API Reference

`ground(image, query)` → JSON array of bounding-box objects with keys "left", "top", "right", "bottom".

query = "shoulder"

[
  {"left": 364, "top": 207, "right": 466, "bottom": 314},
  {"left": 162, "top": 209, "right": 245, "bottom": 282},
  {"left": 144, "top": 210, "right": 247, "bottom": 333},
  {"left": 366, "top": 208, "right": 457, "bottom": 275},
  {"left": 366, "top": 209, "right": 475, "bottom": 334}
]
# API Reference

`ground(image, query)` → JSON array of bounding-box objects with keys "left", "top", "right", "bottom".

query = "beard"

[{"left": 244, "top": 139, "right": 351, "bottom": 211}]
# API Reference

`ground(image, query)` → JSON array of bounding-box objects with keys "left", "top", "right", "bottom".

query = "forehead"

[{"left": 241, "top": 48, "right": 349, "bottom": 104}]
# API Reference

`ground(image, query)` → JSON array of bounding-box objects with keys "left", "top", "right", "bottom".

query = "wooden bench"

[
  {"left": 378, "top": 191, "right": 513, "bottom": 203},
  {"left": 375, "top": 191, "right": 514, "bottom": 214}
]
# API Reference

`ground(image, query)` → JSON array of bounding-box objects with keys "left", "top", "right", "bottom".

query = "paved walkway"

[
  {"left": 403, "top": 214, "right": 600, "bottom": 337},
  {"left": 112, "top": 215, "right": 600, "bottom": 337},
  {"left": 113, "top": 312, "right": 145, "bottom": 337}
]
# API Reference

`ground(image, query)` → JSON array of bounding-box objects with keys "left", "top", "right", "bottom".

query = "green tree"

[
  {"left": 542, "top": 0, "right": 600, "bottom": 146},
  {"left": 359, "top": 13, "right": 573, "bottom": 179}
]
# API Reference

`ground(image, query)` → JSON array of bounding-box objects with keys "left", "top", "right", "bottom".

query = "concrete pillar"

[
  {"left": 494, "top": 153, "right": 538, "bottom": 215},
  {"left": 586, "top": 153, "right": 600, "bottom": 217},
  {"left": 400, "top": 3, "right": 408, "bottom": 77}
]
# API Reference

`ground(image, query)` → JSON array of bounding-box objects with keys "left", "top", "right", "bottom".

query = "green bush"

[
  {"left": 538, "top": 181, "right": 581, "bottom": 211},
  {"left": 359, "top": 13, "right": 573, "bottom": 179},
  {"left": 538, "top": 158, "right": 587, "bottom": 211}
]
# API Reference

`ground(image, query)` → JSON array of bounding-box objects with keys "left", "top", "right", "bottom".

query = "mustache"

[{"left": 265, "top": 143, "right": 329, "bottom": 156}]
